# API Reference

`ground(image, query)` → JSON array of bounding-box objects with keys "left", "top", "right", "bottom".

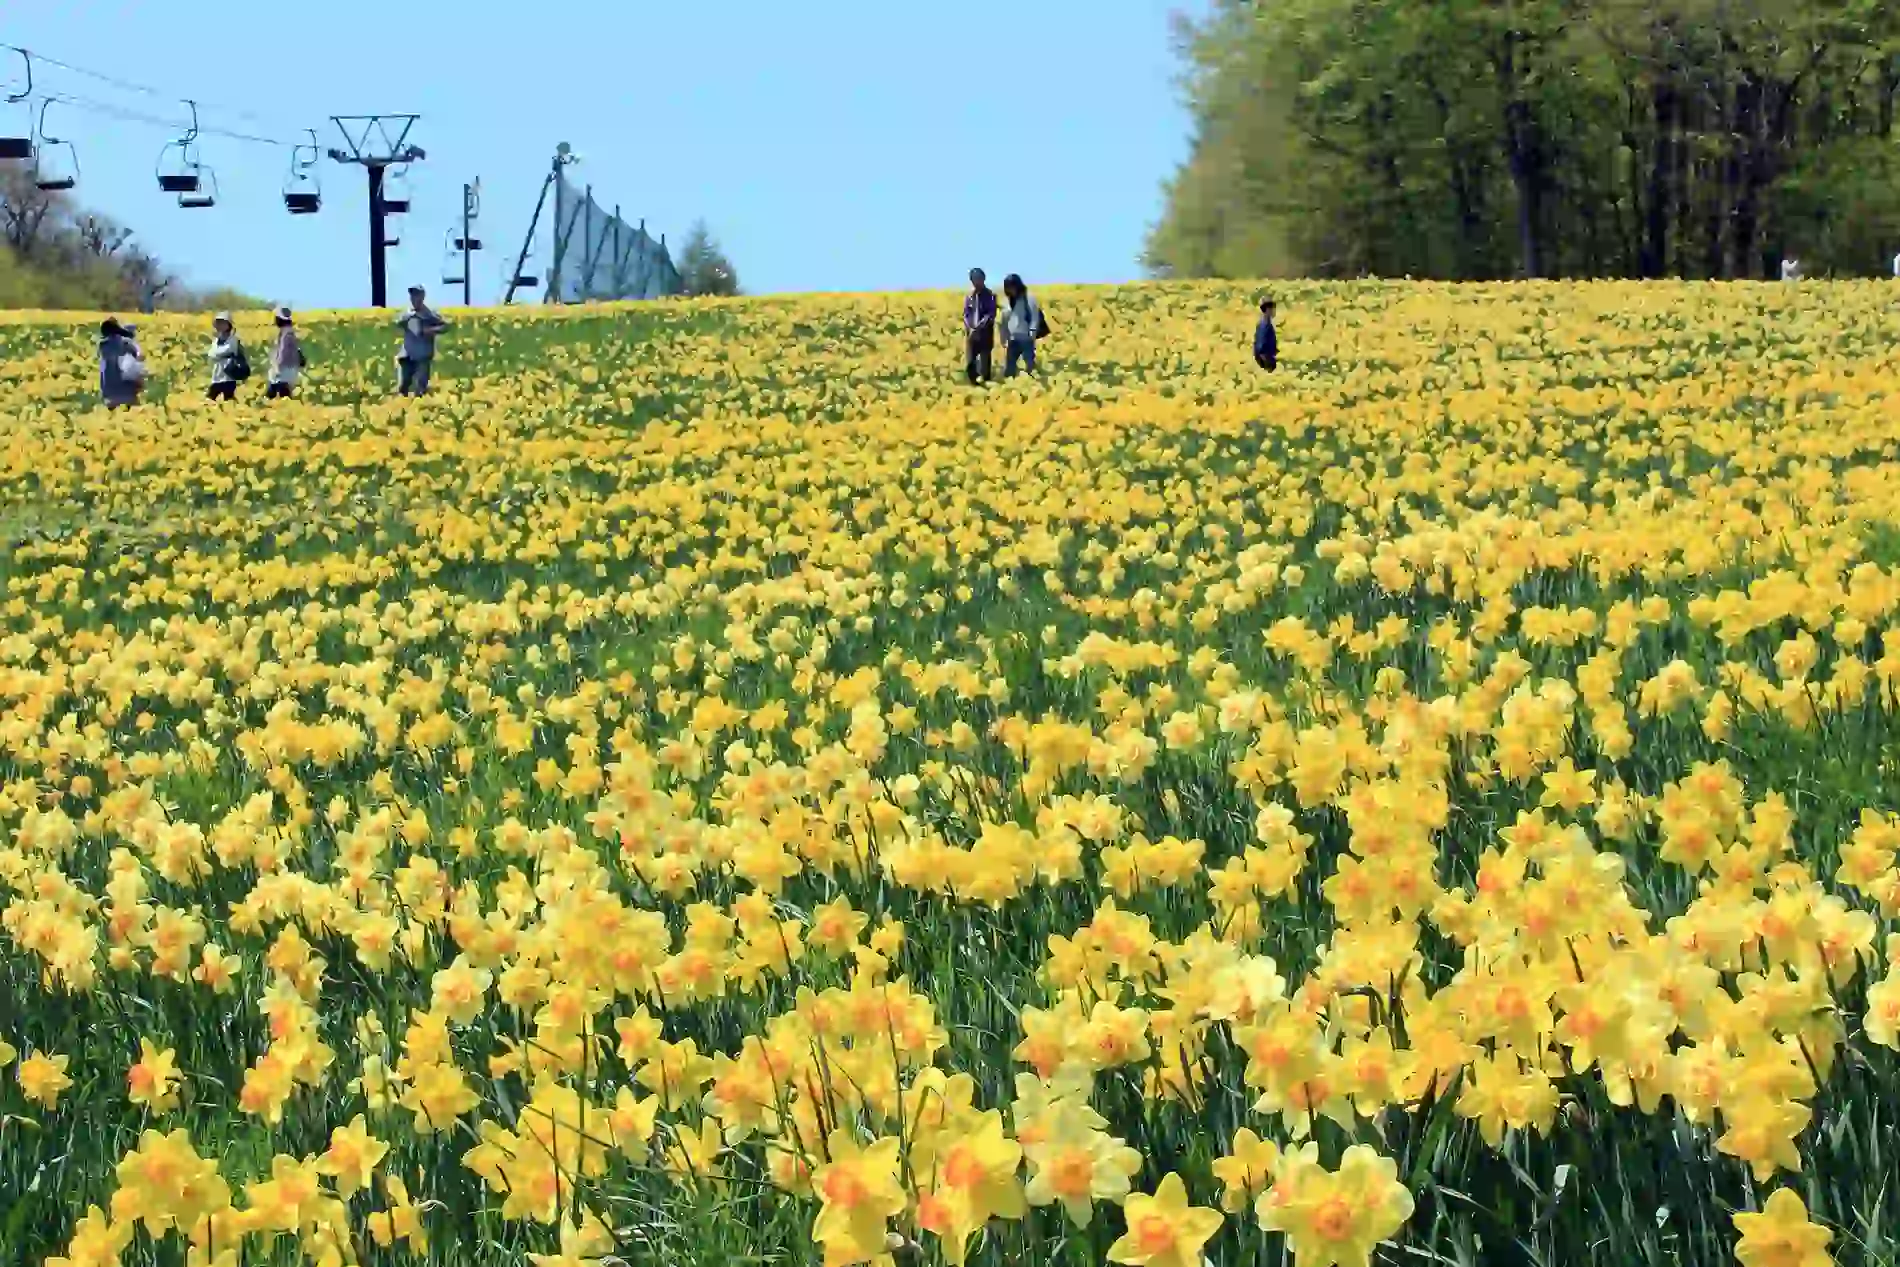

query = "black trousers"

[
  {"left": 207, "top": 381, "right": 237, "bottom": 401},
  {"left": 266, "top": 381, "right": 294, "bottom": 399},
  {"left": 965, "top": 340, "right": 993, "bottom": 384}
]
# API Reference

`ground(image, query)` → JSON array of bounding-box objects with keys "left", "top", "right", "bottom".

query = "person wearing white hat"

[
  {"left": 206, "top": 312, "right": 248, "bottom": 401},
  {"left": 267, "top": 306, "right": 304, "bottom": 400}
]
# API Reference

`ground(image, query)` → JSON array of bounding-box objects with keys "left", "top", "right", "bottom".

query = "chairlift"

[
  {"left": 156, "top": 100, "right": 208, "bottom": 195},
  {"left": 381, "top": 163, "right": 411, "bottom": 214},
  {"left": 283, "top": 129, "right": 320, "bottom": 214},
  {"left": 32, "top": 99, "right": 77, "bottom": 192},
  {"left": 510, "top": 237, "right": 540, "bottom": 291},
  {"left": 178, "top": 167, "right": 219, "bottom": 209},
  {"left": 440, "top": 230, "right": 467, "bottom": 286},
  {"left": 0, "top": 49, "right": 33, "bottom": 160}
]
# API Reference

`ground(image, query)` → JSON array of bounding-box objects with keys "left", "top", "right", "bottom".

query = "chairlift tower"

[
  {"left": 442, "top": 181, "right": 482, "bottom": 306},
  {"left": 327, "top": 115, "right": 425, "bottom": 308}
]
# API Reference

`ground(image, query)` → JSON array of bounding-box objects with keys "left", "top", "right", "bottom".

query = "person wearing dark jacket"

[
  {"left": 963, "top": 268, "right": 997, "bottom": 384},
  {"left": 1253, "top": 297, "right": 1278, "bottom": 372},
  {"left": 98, "top": 318, "right": 144, "bottom": 409}
]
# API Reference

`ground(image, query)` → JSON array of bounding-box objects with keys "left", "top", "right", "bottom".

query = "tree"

[
  {"left": 1146, "top": 0, "right": 1900, "bottom": 280},
  {"left": 677, "top": 219, "right": 741, "bottom": 296},
  {"left": 0, "top": 160, "right": 67, "bottom": 257},
  {"left": 74, "top": 214, "right": 135, "bottom": 261}
]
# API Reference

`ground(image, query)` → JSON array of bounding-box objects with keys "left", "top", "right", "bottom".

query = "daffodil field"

[{"left": 4, "top": 282, "right": 1900, "bottom": 1267}]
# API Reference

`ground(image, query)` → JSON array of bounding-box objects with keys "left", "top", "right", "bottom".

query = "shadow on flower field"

[{"left": 3, "top": 280, "right": 1900, "bottom": 1266}]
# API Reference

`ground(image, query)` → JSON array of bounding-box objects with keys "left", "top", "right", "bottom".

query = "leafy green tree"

[
  {"left": 1, "top": 160, "right": 252, "bottom": 310},
  {"left": 1148, "top": 0, "right": 1900, "bottom": 280}
]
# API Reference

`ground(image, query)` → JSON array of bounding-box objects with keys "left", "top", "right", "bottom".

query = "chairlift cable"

[
  {"left": 42, "top": 90, "right": 295, "bottom": 147},
  {"left": 1, "top": 42, "right": 293, "bottom": 136}
]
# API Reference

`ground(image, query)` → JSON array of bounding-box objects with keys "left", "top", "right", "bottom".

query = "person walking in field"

[
  {"left": 397, "top": 285, "right": 448, "bottom": 396},
  {"left": 206, "top": 313, "right": 248, "bottom": 402},
  {"left": 98, "top": 318, "right": 145, "bottom": 410},
  {"left": 1254, "top": 296, "right": 1278, "bottom": 372},
  {"left": 963, "top": 268, "right": 997, "bottom": 384},
  {"left": 267, "top": 307, "right": 303, "bottom": 400},
  {"left": 1000, "top": 273, "right": 1045, "bottom": 377}
]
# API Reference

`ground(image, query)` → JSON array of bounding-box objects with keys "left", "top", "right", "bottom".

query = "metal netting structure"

[{"left": 545, "top": 169, "right": 682, "bottom": 302}]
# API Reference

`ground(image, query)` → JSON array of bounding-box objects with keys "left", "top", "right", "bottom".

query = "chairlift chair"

[
  {"left": 31, "top": 99, "right": 77, "bottom": 192},
  {"left": 505, "top": 236, "right": 535, "bottom": 288},
  {"left": 178, "top": 168, "right": 219, "bottom": 210},
  {"left": 156, "top": 100, "right": 206, "bottom": 194},
  {"left": 440, "top": 230, "right": 467, "bottom": 286},
  {"left": 0, "top": 49, "right": 33, "bottom": 160},
  {"left": 381, "top": 163, "right": 411, "bottom": 214},
  {"left": 283, "top": 129, "right": 321, "bottom": 214}
]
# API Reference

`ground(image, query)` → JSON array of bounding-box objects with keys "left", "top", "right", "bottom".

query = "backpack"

[
  {"left": 1034, "top": 304, "right": 1051, "bottom": 340},
  {"left": 228, "top": 345, "right": 251, "bottom": 382}
]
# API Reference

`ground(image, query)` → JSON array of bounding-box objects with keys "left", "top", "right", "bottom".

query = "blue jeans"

[{"left": 1005, "top": 336, "right": 1036, "bottom": 376}]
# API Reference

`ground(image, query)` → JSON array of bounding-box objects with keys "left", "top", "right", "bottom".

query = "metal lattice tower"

[{"left": 327, "top": 115, "right": 425, "bottom": 308}]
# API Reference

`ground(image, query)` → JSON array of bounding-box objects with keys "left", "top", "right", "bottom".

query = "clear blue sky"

[{"left": 3, "top": 2, "right": 1202, "bottom": 308}]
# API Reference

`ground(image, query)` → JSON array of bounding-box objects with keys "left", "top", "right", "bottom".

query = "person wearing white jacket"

[
  {"left": 206, "top": 313, "right": 247, "bottom": 401},
  {"left": 1001, "top": 273, "right": 1044, "bottom": 377}
]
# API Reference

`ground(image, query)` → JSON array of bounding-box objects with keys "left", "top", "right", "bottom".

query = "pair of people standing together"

[
  {"left": 206, "top": 308, "right": 303, "bottom": 401},
  {"left": 963, "top": 268, "right": 1046, "bottom": 383}
]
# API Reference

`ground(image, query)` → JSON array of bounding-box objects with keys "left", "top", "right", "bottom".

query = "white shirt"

[
  {"left": 1892, "top": 253, "right": 1899, "bottom": 278},
  {"left": 1004, "top": 293, "right": 1042, "bottom": 341}
]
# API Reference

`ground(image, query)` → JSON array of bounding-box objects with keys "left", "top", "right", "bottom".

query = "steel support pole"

[
  {"left": 368, "top": 164, "right": 389, "bottom": 309},
  {"left": 462, "top": 183, "right": 473, "bottom": 307}
]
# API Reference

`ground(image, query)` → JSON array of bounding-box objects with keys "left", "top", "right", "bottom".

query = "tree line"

[
  {"left": 1, "top": 161, "right": 259, "bottom": 311},
  {"left": 1146, "top": 0, "right": 1900, "bottom": 281}
]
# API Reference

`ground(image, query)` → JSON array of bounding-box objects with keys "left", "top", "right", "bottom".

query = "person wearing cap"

[
  {"left": 267, "top": 306, "right": 304, "bottom": 400},
  {"left": 98, "top": 318, "right": 145, "bottom": 409},
  {"left": 396, "top": 285, "right": 448, "bottom": 396},
  {"left": 206, "top": 312, "right": 247, "bottom": 402},
  {"left": 962, "top": 268, "right": 997, "bottom": 385}
]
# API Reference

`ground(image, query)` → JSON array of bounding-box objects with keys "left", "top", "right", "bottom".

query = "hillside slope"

[{"left": 3, "top": 284, "right": 1900, "bottom": 1267}]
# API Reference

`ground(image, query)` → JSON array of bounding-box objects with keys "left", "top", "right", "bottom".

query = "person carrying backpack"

[
  {"left": 1001, "top": 273, "right": 1047, "bottom": 377},
  {"left": 267, "top": 306, "right": 304, "bottom": 400},
  {"left": 98, "top": 318, "right": 145, "bottom": 410},
  {"left": 206, "top": 312, "right": 249, "bottom": 402}
]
